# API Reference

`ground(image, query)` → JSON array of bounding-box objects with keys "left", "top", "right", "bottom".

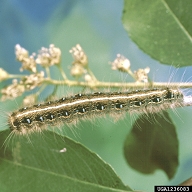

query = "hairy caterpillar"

[{"left": 8, "top": 87, "right": 184, "bottom": 135}]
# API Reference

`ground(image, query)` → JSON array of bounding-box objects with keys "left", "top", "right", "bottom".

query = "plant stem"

[{"left": 43, "top": 78, "right": 192, "bottom": 89}]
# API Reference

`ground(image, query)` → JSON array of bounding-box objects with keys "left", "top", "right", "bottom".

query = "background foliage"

[{"left": 0, "top": 1, "right": 192, "bottom": 191}]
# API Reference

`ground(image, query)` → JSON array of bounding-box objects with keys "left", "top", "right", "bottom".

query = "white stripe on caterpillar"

[{"left": 8, "top": 87, "right": 184, "bottom": 135}]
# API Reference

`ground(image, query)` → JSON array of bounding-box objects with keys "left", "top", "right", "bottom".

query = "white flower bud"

[
  {"left": 0, "top": 68, "right": 9, "bottom": 81},
  {"left": 111, "top": 54, "right": 130, "bottom": 72},
  {"left": 134, "top": 67, "right": 150, "bottom": 83},
  {"left": 70, "top": 64, "right": 85, "bottom": 78},
  {"left": 15, "top": 44, "right": 29, "bottom": 61},
  {"left": 69, "top": 44, "right": 88, "bottom": 67}
]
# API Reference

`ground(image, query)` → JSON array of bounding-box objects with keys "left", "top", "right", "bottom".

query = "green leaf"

[
  {"left": 0, "top": 130, "right": 132, "bottom": 192},
  {"left": 124, "top": 111, "right": 179, "bottom": 179},
  {"left": 122, "top": 0, "right": 192, "bottom": 67}
]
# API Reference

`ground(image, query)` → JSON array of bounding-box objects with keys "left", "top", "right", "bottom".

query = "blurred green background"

[{"left": 0, "top": 0, "right": 192, "bottom": 191}]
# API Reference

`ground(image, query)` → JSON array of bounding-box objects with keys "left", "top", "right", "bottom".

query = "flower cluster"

[
  {"left": 15, "top": 44, "right": 36, "bottom": 73},
  {"left": 1, "top": 72, "right": 44, "bottom": 101},
  {"left": 1, "top": 79, "right": 25, "bottom": 101},
  {"left": 20, "top": 72, "right": 45, "bottom": 90},
  {"left": 15, "top": 44, "right": 61, "bottom": 71},
  {"left": 0, "top": 43, "right": 151, "bottom": 102},
  {"left": 69, "top": 44, "right": 88, "bottom": 79},
  {"left": 36, "top": 44, "right": 61, "bottom": 67},
  {"left": 1, "top": 44, "right": 54, "bottom": 101},
  {"left": 134, "top": 67, "right": 150, "bottom": 83},
  {"left": 69, "top": 44, "right": 88, "bottom": 67},
  {"left": 111, "top": 54, "right": 130, "bottom": 72},
  {"left": 110, "top": 54, "right": 150, "bottom": 82}
]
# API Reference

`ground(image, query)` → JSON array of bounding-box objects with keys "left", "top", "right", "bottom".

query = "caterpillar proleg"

[{"left": 8, "top": 87, "right": 184, "bottom": 135}]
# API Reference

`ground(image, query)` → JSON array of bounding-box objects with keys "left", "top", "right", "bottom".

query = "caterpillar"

[{"left": 8, "top": 87, "right": 184, "bottom": 135}]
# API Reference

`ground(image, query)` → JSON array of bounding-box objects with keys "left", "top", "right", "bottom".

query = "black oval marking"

[
  {"left": 59, "top": 110, "right": 69, "bottom": 117},
  {"left": 22, "top": 118, "right": 31, "bottom": 124},
  {"left": 93, "top": 92, "right": 102, "bottom": 96},
  {"left": 166, "top": 90, "right": 174, "bottom": 99},
  {"left": 35, "top": 115, "right": 44, "bottom": 122},
  {"left": 57, "top": 97, "right": 67, "bottom": 103},
  {"left": 34, "top": 104, "right": 41, "bottom": 107},
  {"left": 96, "top": 103, "right": 105, "bottom": 110},
  {"left": 135, "top": 101, "right": 142, "bottom": 106},
  {"left": 57, "top": 110, "right": 70, "bottom": 117},
  {"left": 64, "top": 111, "right": 69, "bottom": 116},
  {"left": 74, "top": 93, "right": 82, "bottom": 98},
  {"left": 46, "top": 113, "right": 54, "bottom": 120},
  {"left": 116, "top": 103, "right": 123, "bottom": 109},
  {"left": 19, "top": 107, "right": 28, "bottom": 112},
  {"left": 78, "top": 107, "right": 86, "bottom": 113},
  {"left": 152, "top": 97, "right": 162, "bottom": 103}
]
